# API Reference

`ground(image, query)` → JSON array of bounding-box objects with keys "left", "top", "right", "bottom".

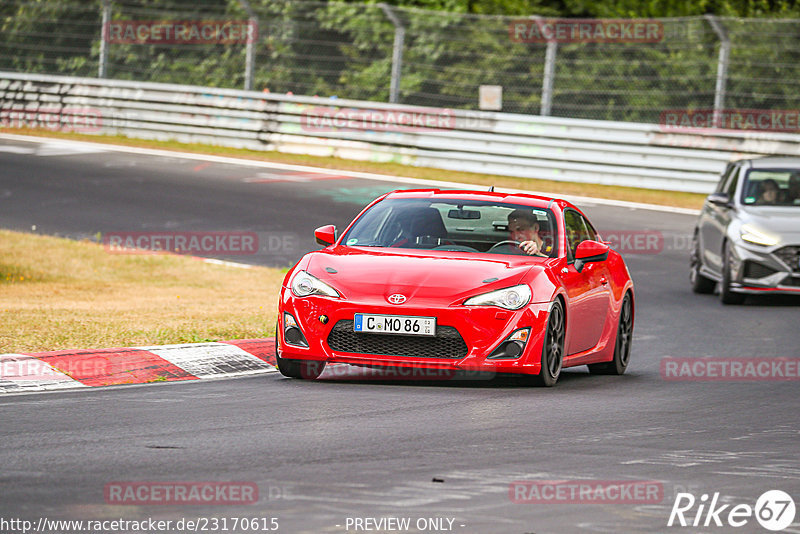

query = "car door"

[
  {"left": 560, "top": 209, "right": 612, "bottom": 356},
  {"left": 700, "top": 163, "right": 740, "bottom": 273}
]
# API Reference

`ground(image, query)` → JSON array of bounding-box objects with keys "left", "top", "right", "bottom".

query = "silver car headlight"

[
  {"left": 740, "top": 223, "right": 780, "bottom": 247},
  {"left": 464, "top": 284, "right": 531, "bottom": 310},
  {"left": 290, "top": 270, "right": 340, "bottom": 298}
]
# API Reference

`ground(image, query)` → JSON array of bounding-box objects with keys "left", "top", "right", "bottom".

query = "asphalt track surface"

[{"left": 1, "top": 137, "right": 799, "bottom": 534}]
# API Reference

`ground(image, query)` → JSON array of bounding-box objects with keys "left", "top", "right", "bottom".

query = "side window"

[
  {"left": 724, "top": 165, "right": 740, "bottom": 199},
  {"left": 716, "top": 163, "right": 735, "bottom": 193},
  {"left": 564, "top": 209, "right": 589, "bottom": 261},
  {"left": 582, "top": 215, "right": 599, "bottom": 242}
]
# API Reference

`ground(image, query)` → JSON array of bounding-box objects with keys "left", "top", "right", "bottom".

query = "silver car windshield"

[
  {"left": 341, "top": 198, "right": 558, "bottom": 257},
  {"left": 741, "top": 170, "right": 800, "bottom": 207}
]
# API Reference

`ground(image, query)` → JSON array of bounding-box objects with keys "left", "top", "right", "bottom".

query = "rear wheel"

[
  {"left": 720, "top": 241, "right": 745, "bottom": 305},
  {"left": 530, "top": 299, "right": 565, "bottom": 387},
  {"left": 690, "top": 232, "right": 715, "bottom": 294},
  {"left": 275, "top": 322, "right": 326, "bottom": 379},
  {"left": 588, "top": 292, "right": 633, "bottom": 375}
]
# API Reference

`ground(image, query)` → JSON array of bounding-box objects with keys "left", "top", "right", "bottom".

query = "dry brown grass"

[
  {"left": 0, "top": 128, "right": 706, "bottom": 210},
  {"left": 0, "top": 229, "right": 284, "bottom": 353}
]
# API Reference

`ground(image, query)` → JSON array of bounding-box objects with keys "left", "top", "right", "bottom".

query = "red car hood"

[{"left": 305, "top": 247, "right": 537, "bottom": 305}]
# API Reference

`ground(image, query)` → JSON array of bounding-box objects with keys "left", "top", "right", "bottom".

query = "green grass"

[{"left": 0, "top": 229, "right": 284, "bottom": 353}]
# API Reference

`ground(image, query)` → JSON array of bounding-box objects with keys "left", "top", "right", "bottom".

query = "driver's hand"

[{"left": 519, "top": 240, "right": 539, "bottom": 255}]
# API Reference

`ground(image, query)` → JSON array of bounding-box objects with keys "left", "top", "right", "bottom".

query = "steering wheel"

[{"left": 488, "top": 240, "right": 522, "bottom": 252}]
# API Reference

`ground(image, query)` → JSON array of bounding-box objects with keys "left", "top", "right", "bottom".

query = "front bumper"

[
  {"left": 277, "top": 291, "right": 552, "bottom": 375},
  {"left": 729, "top": 241, "right": 800, "bottom": 295}
]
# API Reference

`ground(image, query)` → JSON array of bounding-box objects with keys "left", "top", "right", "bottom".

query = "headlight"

[
  {"left": 740, "top": 224, "right": 780, "bottom": 247},
  {"left": 464, "top": 284, "right": 531, "bottom": 310},
  {"left": 290, "top": 270, "right": 340, "bottom": 298}
]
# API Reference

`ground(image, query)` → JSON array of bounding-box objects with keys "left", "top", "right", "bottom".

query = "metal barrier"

[{"left": 3, "top": 71, "right": 800, "bottom": 193}]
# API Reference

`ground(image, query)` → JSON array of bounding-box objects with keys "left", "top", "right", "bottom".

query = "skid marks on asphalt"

[{"left": 243, "top": 171, "right": 352, "bottom": 183}]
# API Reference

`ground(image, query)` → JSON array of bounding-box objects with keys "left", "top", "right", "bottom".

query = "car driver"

[{"left": 508, "top": 209, "right": 549, "bottom": 257}]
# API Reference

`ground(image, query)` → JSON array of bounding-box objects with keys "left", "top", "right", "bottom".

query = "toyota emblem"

[{"left": 387, "top": 294, "right": 407, "bottom": 304}]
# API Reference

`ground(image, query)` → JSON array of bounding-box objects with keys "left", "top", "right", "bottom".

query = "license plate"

[{"left": 354, "top": 314, "right": 436, "bottom": 336}]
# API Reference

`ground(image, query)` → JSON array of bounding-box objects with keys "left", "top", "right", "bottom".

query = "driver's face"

[
  {"left": 509, "top": 218, "right": 538, "bottom": 242},
  {"left": 762, "top": 186, "right": 778, "bottom": 203}
]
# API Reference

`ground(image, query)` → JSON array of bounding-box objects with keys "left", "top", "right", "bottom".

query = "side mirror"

[
  {"left": 707, "top": 192, "right": 733, "bottom": 208},
  {"left": 314, "top": 225, "right": 337, "bottom": 247},
  {"left": 574, "top": 240, "right": 609, "bottom": 273}
]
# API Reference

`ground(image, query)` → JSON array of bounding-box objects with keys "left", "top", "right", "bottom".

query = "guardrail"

[{"left": 3, "top": 71, "right": 800, "bottom": 193}]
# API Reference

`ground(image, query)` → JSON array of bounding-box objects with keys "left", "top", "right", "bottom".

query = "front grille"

[
  {"left": 774, "top": 246, "right": 800, "bottom": 273},
  {"left": 744, "top": 261, "right": 777, "bottom": 279},
  {"left": 327, "top": 320, "right": 468, "bottom": 359}
]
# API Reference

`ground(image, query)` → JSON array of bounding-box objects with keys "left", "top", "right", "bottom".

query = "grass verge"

[
  {"left": 0, "top": 128, "right": 706, "bottom": 210},
  {"left": 0, "top": 229, "right": 283, "bottom": 353}
]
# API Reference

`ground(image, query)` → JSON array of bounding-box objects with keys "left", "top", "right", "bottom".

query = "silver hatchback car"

[{"left": 691, "top": 156, "right": 800, "bottom": 304}]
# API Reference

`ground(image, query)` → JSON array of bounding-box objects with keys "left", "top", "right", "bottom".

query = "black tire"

[
  {"left": 530, "top": 299, "right": 565, "bottom": 387},
  {"left": 720, "top": 241, "right": 745, "bottom": 305},
  {"left": 275, "top": 321, "right": 326, "bottom": 379},
  {"left": 588, "top": 292, "right": 633, "bottom": 375},
  {"left": 275, "top": 353, "right": 326, "bottom": 380},
  {"left": 690, "top": 232, "right": 715, "bottom": 294}
]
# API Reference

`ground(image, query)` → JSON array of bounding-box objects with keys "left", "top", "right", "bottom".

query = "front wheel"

[
  {"left": 275, "top": 353, "right": 326, "bottom": 380},
  {"left": 588, "top": 292, "right": 633, "bottom": 375},
  {"left": 690, "top": 233, "right": 715, "bottom": 294},
  {"left": 530, "top": 299, "right": 565, "bottom": 387},
  {"left": 275, "top": 324, "right": 326, "bottom": 379},
  {"left": 719, "top": 241, "right": 745, "bottom": 305}
]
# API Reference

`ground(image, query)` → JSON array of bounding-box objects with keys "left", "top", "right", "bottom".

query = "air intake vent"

[{"left": 327, "top": 320, "right": 468, "bottom": 359}]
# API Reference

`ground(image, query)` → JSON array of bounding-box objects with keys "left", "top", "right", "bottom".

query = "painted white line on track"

[
  {"left": 35, "top": 141, "right": 107, "bottom": 157},
  {"left": 138, "top": 342, "right": 276, "bottom": 379},
  {"left": 0, "top": 133, "right": 701, "bottom": 216},
  {"left": 0, "top": 354, "right": 87, "bottom": 393},
  {"left": 0, "top": 145, "right": 36, "bottom": 154}
]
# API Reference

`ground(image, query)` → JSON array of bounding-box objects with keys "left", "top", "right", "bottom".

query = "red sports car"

[{"left": 276, "top": 189, "right": 634, "bottom": 386}]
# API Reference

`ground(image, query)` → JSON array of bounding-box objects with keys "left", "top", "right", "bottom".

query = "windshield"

[
  {"left": 741, "top": 169, "right": 800, "bottom": 207},
  {"left": 341, "top": 198, "right": 558, "bottom": 257}
]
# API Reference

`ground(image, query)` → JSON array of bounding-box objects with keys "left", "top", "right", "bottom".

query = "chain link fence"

[{"left": 2, "top": 0, "right": 800, "bottom": 124}]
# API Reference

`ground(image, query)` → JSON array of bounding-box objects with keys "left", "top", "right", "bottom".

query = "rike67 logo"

[{"left": 668, "top": 490, "right": 796, "bottom": 531}]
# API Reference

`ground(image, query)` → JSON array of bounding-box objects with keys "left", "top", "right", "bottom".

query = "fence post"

[
  {"left": 380, "top": 3, "right": 405, "bottom": 104},
  {"left": 541, "top": 40, "right": 557, "bottom": 116},
  {"left": 98, "top": 0, "right": 111, "bottom": 78},
  {"left": 532, "top": 16, "right": 557, "bottom": 116},
  {"left": 705, "top": 15, "right": 730, "bottom": 128},
  {"left": 238, "top": 0, "right": 258, "bottom": 91}
]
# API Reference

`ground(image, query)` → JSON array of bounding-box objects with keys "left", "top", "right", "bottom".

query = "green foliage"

[{"left": 2, "top": 0, "right": 800, "bottom": 122}]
